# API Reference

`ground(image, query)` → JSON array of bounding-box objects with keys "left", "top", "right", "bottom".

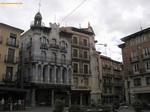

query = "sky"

[{"left": 1, "top": 0, "right": 150, "bottom": 62}]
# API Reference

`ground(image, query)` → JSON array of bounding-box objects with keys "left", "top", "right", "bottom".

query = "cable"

[{"left": 60, "top": 0, "right": 87, "bottom": 23}]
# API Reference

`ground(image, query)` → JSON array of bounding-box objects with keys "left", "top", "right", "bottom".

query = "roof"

[
  {"left": 0, "top": 23, "right": 24, "bottom": 33},
  {"left": 121, "top": 27, "right": 150, "bottom": 42},
  {"left": 34, "top": 12, "right": 42, "bottom": 19}
]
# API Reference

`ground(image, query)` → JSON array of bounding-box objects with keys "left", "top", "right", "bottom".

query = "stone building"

[
  {"left": 118, "top": 28, "right": 150, "bottom": 105},
  {"left": 19, "top": 12, "right": 73, "bottom": 106},
  {"left": 99, "top": 55, "right": 123, "bottom": 104}
]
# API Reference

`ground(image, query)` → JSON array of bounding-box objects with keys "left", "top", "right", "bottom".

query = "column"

[
  {"left": 51, "top": 90, "right": 54, "bottom": 106},
  {"left": 69, "top": 93, "right": 71, "bottom": 106},
  {"left": 30, "top": 64, "right": 33, "bottom": 82},
  {"left": 80, "top": 94, "right": 82, "bottom": 106},
  {"left": 60, "top": 67, "right": 63, "bottom": 83},
  {"left": 31, "top": 89, "right": 36, "bottom": 107},
  {"left": 35, "top": 64, "right": 38, "bottom": 82},
  {"left": 47, "top": 65, "right": 50, "bottom": 83},
  {"left": 71, "top": 67, "right": 74, "bottom": 84},
  {"left": 54, "top": 66, "right": 57, "bottom": 83},
  {"left": 41, "top": 65, "right": 43, "bottom": 83},
  {"left": 66, "top": 68, "right": 69, "bottom": 84}
]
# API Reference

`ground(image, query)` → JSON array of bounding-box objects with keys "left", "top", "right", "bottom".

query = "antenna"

[
  {"left": 139, "top": 20, "right": 142, "bottom": 31},
  {"left": 38, "top": 0, "right": 41, "bottom": 12}
]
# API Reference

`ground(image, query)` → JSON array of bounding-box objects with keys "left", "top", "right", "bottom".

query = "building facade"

[
  {"left": 20, "top": 12, "right": 73, "bottom": 106},
  {"left": 99, "top": 55, "right": 123, "bottom": 104},
  {"left": 60, "top": 24, "right": 96, "bottom": 106},
  {"left": 0, "top": 23, "right": 25, "bottom": 100},
  {"left": 119, "top": 28, "right": 150, "bottom": 105}
]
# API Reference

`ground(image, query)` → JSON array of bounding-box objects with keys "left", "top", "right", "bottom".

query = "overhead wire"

[{"left": 60, "top": 0, "right": 87, "bottom": 23}]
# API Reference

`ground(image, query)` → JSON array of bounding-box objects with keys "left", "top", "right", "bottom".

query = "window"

[
  {"left": 61, "top": 54, "right": 66, "bottom": 64},
  {"left": 73, "top": 36, "right": 77, "bottom": 44},
  {"left": 73, "top": 49, "right": 78, "bottom": 57},
  {"left": 143, "top": 47, "right": 150, "bottom": 56},
  {"left": 131, "top": 50, "right": 137, "bottom": 57},
  {"left": 52, "top": 38, "right": 56, "bottom": 45},
  {"left": 74, "top": 77, "right": 78, "bottom": 86},
  {"left": 62, "top": 41, "right": 65, "bottom": 47},
  {"left": 5, "top": 66, "right": 13, "bottom": 81},
  {"left": 145, "top": 61, "right": 150, "bottom": 70},
  {"left": 104, "top": 87, "right": 107, "bottom": 93},
  {"left": 127, "top": 81, "right": 130, "bottom": 88},
  {"left": 52, "top": 52, "right": 57, "bottom": 63},
  {"left": 73, "top": 63, "right": 78, "bottom": 73},
  {"left": 146, "top": 77, "right": 150, "bottom": 85},
  {"left": 41, "top": 51, "right": 46, "bottom": 61},
  {"left": 84, "top": 78, "right": 88, "bottom": 86},
  {"left": 134, "top": 78, "right": 141, "bottom": 86},
  {"left": 84, "top": 64, "right": 88, "bottom": 74},
  {"left": 8, "top": 33, "right": 17, "bottom": 46},
  {"left": 83, "top": 39, "right": 87, "bottom": 46},
  {"left": 109, "top": 88, "right": 112, "bottom": 93},
  {"left": 7, "top": 48, "right": 15, "bottom": 63},
  {"left": 83, "top": 50, "right": 88, "bottom": 59},
  {"left": 133, "top": 63, "right": 139, "bottom": 72}
]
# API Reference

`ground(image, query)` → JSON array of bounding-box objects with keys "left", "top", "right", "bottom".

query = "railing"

[
  {"left": 113, "top": 82, "right": 122, "bottom": 86},
  {"left": 6, "top": 38, "right": 19, "bottom": 47},
  {"left": 2, "top": 74, "right": 14, "bottom": 82},
  {"left": 50, "top": 43, "right": 59, "bottom": 49},
  {"left": 24, "top": 56, "right": 71, "bottom": 65},
  {"left": 103, "top": 83, "right": 112, "bottom": 87},
  {"left": 30, "top": 21, "right": 45, "bottom": 27},
  {"left": 0, "top": 36, "right": 3, "bottom": 43},
  {"left": 130, "top": 56, "right": 139, "bottom": 63},
  {"left": 141, "top": 54, "right": 150, "bottom": 60},
  {"left": 128, "top": 68, "right": 150, "bottom": 76},
  {"left": 114, "top": 74, "right": 122, "bottom": 78},
  {"left": 40, "top": 43, "right": 48, "bottom": 50},
  {"left": 4, "top": 55, "right": 18, "bottom": 64},
  {"left": 60, "top": 47, "right": 67, "bottom": 53}
]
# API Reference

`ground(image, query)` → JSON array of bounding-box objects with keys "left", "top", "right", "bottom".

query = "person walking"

[{"left": 1, "top": 98, "right": 4, "bottom": 111}]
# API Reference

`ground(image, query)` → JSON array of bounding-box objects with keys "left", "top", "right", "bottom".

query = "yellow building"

[{"left": 0, "top": 23, "right": 24, "bottom": 99}]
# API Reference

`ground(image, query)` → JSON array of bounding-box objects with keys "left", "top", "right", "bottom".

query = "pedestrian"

[
  {"left": 1, "top": 98, "right": 4, "bottom": 111},
  {"left": 8, "top": 96, "right": 13, "bottom": 111},
  {"left": 18, "top": 99, "right": 21, "bottom": 110}
]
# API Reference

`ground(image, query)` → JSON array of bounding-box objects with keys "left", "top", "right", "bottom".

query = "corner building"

[
  {"left": 20, "top": 12, "right": 73, "bottom": 107},
  {"left": 0, "top": 23, "right": 25, "bottom": 100},
  {"left": 119, "top": 28, "right": 150, "bottom": 104}
]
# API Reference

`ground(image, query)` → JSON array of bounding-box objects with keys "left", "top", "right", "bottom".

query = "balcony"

[
  {"left": 40, "top": 43, "right": 48, "bottom": 50},
  {"left": 24, "top": 56, "right": 71, "bottom": 65},
  {"left": 128, "top": 68, "right": 150, "bottom": 78},
  {"left": 103, "top": 64, "right": 111, "bottom": 69},
  {"left": 103, "top": 83, "right": 112, "bottom": 87},
  {"left": 4, "top": 55, "right": 18, "bottom": 64},
  {"left": 30, "top": 21, "right": 45, "bottom": 28},
  {"left": 114, "top": 74, "right": 122, "bottom": 79},
  {"left": 19, "top": 46, "right": 23, "bottom": 52},
  {"left": 50, "top": 43, "right": 59, "bottom": 49},
  {"left": 2, "top": 74, "right": 15, "bottom": 83},
  {"left": 130, "top": 56, "right": 139, "bottom": 63},
  {"left": 60, "top": 47, "right": 67, "bottom": 53},
  {"left": 113, "top": 82, "right": 122, "bottom": 87},
  {"left": 72, "top": 86, "right": 91, "bottom": 90},
  {"left": 141, "top": 54, "right": 150, "bottom": 60},
  {"left": 0, "top": 36, "right": 3, "bottom": 43},
  {"left": 26, "top": 42, "right": 32, "bottom": 49},
  {"left": 6, "top": 38, "right": 19, "bottom": 47}
]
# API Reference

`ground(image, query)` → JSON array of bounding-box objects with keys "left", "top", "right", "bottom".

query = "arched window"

[
  {"left": 61, "top": 54, "right": 66, "bottom": 64},
  {"left": 52, "top": 52, "right": 57, "bottom": 63},
  {"left": 41, "top": 51, "right": 46, "bottom": 61}
]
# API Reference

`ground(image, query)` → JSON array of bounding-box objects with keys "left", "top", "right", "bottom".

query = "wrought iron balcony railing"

[
  {"left": 6, "top": 38, "right": 19, "bottom": 47},
  {"left": 4, "top": 55, "right": 18, "bottom": 64}
]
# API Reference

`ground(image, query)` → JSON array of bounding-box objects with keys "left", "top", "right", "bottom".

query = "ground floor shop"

[
  {"left": 102, "top": 95, "right": 120, "bottom": 104},
  {"left": 71, "top": 90, "right": 91, "bottom": 106}
]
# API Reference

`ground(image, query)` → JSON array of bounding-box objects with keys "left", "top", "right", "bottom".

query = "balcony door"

[
  {"left": 6, "top": 66, "right": 13, "bottom": 81},
  {"left": 8, "top": 48, "right": 15, "bottom": 63}
]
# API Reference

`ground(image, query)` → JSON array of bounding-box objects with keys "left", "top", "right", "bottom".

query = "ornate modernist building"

[
  {"left": 19, "top": 12, "right": 73, "bottom": 106},
  {"left": 119, "top": 28, "right": 150, "bottom": 105}
]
